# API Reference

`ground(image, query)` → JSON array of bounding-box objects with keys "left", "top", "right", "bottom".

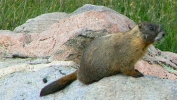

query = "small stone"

[{"left": 43, "top": 78, "right": 48, "bottom": 83}]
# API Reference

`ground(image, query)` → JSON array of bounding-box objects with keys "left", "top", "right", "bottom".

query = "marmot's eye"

[{"left": 149, "top": 26, "right": 154, "bottom": 31}]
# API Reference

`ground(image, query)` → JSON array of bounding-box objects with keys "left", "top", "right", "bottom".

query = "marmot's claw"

[
  {"left": 133, "top": 69, "right": 144, "bottom": 78},
  {"left": 133, "top": 73, "right": 144, "bottom": 78}
]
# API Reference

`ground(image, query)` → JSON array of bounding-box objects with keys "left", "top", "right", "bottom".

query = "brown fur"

[{"left": 40, "top": 22, "right": 165, "bottom": 96}]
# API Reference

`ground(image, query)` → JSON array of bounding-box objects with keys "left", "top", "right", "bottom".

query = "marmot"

[{"left": 40, "top": 22, "right": 165, "bottom": 96}]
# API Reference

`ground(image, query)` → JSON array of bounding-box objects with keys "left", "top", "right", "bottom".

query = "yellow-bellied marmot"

[{"left": 40, "top": 22, "right": 166, "bottom": 96}]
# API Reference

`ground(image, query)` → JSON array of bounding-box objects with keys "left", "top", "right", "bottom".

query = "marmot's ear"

[{"left": 138, "top": 23, "right": 143, "bottom": 29}]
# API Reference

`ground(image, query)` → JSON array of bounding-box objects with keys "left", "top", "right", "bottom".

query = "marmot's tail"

[{"left": 40, "top": 71, "right": 77, "bottom": 96}]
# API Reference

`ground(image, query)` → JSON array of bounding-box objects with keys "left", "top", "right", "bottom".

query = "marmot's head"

[{"left": 138, "top": 22, "right": 166, "bottom": 43}]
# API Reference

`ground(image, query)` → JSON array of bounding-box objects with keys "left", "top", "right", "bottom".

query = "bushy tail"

[{"left": 40, "top": 71, "right": 77, "bottom": 96}]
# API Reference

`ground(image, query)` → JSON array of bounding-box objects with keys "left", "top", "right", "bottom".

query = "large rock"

[
  {"left": 0, "top": 4, "right": 136, "bottom": 61},
  {"left": 137, "top": 45, "right": 177, "bottom": 81},
  {"left": 0, "top": 61, "right": 177, "bottom": 100},
  {"left": 0, "top": 4, "right": 177, "bottom": 100}
]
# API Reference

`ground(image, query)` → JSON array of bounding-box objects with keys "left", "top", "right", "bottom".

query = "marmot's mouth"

[
  {"left": 154, "top": 31, "right": 166, "bottom": 42},
  {"left": 155, "top": 38, "right": 163, "bottom": 42}
]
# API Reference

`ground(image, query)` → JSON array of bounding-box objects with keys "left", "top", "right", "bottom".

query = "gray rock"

[
  {"left": 0, "top": 57, "right": 49, "bottom": 69},
  {"left": 59, "top": 76, "right": 177, "bottom": 100},
  {"left": 0, "top": 62, "right": 77, "bottom": 100},
  {"left": 14, "top": 12, "right": 69, "bottom": 33},
  {"left": 72, "top": 4, "right": 118, "bottom": 15},
  {"left": 0, "top": 63, "right": 176, "bottom": 100}
]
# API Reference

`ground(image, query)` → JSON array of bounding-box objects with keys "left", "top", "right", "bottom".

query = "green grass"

[{"left": 0, "top": 0, "right": 177, "bottom": 53}]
